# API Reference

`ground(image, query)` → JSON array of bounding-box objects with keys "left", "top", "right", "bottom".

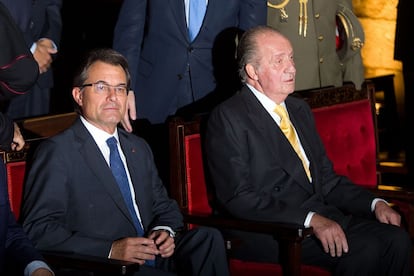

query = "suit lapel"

[
  {"left": 72, "top": 121, "right": 137, "bottom": 231},
  {"left": 171, "top": 0, "right": 191, "bottom": 40},
  {"left": 201, "top": 0, "right": 214, "bottom": 30},
  {"left": 242, "top": 88, "right": 313, "bottom": 193},
  {"left": 286, "top": 99, "right": 317, "bottom": 185}
]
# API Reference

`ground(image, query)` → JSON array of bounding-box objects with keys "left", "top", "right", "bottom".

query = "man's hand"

[
  {"left": 11, "top": 122, "right": 25, "bottom": 151},
  {"left": 310, "top": 213, "right": 349, "bottom": 257},
  {"left": 33, "top": 39, "right": 57, "bottom": 74},
  {"left": 374, "top": 200, "right": 401, "bottom": 226},
  {"left": 148, "top": 230, "right": 176, "bottom": 258},
  {"left": 121, "top": 90, "right": 136, "bottom": 133},
  {"left": 110, "top": 237, "right": 159, "bottom": 265},
  {"left": 32, "top": 268, "right": 53, "bottom": 276}
]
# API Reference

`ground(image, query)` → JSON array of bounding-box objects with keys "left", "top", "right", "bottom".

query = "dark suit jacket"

[
  {"left": 21, "top": 118, "right": 183, "bottom": 257},
  {"left": 205, "top": 85, "right": 376, "bottom": 228},
  {"left": 113, "top": 0, "right": 266, "bottom": 124},
  {"left": 0, "top": 0, "right": 31, "bottom": 31},
  {"left": 0, "top": 163, "right": 44, "bottom": 274}
]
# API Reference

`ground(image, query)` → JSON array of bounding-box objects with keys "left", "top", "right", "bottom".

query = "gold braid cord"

[
  {"left": 299, "top": 0, "right": 308, "bottom": 37},
  {"left": 267, "top": 0, "right": 290, "bottom": 9},
  {"left": 267, "top": 0, "right": 290, "bottom": 21},
  {"left": 268, "top": 0, "right": 308, "bottom": 37}
]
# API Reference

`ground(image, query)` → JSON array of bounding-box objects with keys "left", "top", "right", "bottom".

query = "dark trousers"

[
  {"left": 53, "top": 227, "right": 229, "bottom": 276},
  {"left": 301, "top": 217, "right": 411, "bottom": 275},
  {"left": 139, "top": 226, "right": 229, "bottom": 276},
  {"left": 226, "top": 217, "right": 411, "bottom": 276}
]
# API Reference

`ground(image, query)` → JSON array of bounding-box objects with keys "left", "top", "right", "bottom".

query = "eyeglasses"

[{"left": 80, "top": 81, "right": 128, "bottom": 96}]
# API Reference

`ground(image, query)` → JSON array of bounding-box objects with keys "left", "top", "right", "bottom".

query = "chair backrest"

[
  {"left": 21, "top": 111, "right": 78, "bottom": 139},
  {"left": 2, "top": 112, "right": 78, "bottom": 219},
  {"left": 168, "top": 115, "right": 331, "bottom": 276},
  {"left": 294, "top": 81, "right": 378, "bottom": 188},
  {"left": 1, "top": 151, "right": 26, "bottom": 219},
  {"left": 169, "top": 116, "right": 212, "bottom": 215}
]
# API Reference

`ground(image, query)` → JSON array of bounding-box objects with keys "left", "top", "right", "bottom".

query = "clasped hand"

[
  {"left": 33, "top": 39, "right": 57, "bottom": 74},
  {"left": 110, "top": 230, "right": 175, "bottom": 265}
]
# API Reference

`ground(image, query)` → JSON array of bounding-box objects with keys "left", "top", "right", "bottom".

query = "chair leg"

[{"left": 279, "top": 240, "right": 302, "bottom": 276}]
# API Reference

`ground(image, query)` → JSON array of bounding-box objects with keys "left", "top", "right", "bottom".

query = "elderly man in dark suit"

[
  {"left": 21, "top": 48, "right": 229, "bottom": 276},
  {"left": 205, "top": 25, "right": 411, "bottom": 275}
]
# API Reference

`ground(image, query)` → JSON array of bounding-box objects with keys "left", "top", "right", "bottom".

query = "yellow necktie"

[{"left": 274, "top": 104, "right": 311, "bottom": 181}]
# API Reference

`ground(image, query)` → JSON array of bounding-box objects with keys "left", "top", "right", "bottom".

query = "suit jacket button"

[{"left": 188, "top": 47, "right": 194, "bottom": 52}]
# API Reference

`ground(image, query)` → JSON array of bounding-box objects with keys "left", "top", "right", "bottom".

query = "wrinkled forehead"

[
  {"left": 87, "top": 61, "right": 127, "bottom": 83},
  {"left": 260, "top": 38, "right": 293, "bottom": 60}
]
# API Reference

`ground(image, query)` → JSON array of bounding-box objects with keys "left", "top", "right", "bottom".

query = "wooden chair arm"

[
  {"left": 370, "top": 185, "right": 414, "bottom": 201},
  {"left": 183, "top": 213, "right": 313, "bottom": 241},
  {"left": 182, "top": 213, "right": 313, "bottom": 276},
  {"left": 42, "top": 251, "right": 140, "bottom": 275}
]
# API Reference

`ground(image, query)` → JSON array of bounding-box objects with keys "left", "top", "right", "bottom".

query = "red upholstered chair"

[
  {"left": 294, "top": 82, "right": 414, "bottom": 241},
  {"left": 169, "top": 115, "right": 331, "bottom": 276},
  {"left": 1, "top": 151, "right": 26, "bottom": 220},
  {"left": 3, "top": 112, "right": 79, "bottom": 220},
  {"left": 6, "top": 161, "right": 25, "bottom": 218},
  {"left": 1, "top": 112, "right": 139, "bottom": 275}
]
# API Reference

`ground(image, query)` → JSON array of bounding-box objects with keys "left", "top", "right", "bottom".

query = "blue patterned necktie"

[
  {"left": 106, "top": 137, "right": 155, "bottom": 267},
  {"left": 188, "top": 0, "right": 206, "bottom": 41},
  {"left": 106, "top": 137, "right": 144, "bottom": 236}
]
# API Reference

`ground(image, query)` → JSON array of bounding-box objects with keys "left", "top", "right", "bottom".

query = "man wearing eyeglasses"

[{"left": 20, "top": 48, "right": 229, "bottom": 276}]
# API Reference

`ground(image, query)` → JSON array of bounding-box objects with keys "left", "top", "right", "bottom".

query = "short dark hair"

[{"left": 73, "top": 48, "right": 131, "bottom": 89}]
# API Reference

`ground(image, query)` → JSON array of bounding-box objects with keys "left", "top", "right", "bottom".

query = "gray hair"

[{"left": 237, "top": 25, "right": 282, "bottom": 83}]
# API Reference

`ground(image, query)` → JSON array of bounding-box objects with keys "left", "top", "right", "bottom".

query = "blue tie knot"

[{"left": 106, "top": 136, "right": 118, "bottom": 148}]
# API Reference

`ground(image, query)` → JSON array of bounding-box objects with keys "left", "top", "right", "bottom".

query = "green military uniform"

[{"left": 267, "top": 0, "right": 364, "bottom": 90}]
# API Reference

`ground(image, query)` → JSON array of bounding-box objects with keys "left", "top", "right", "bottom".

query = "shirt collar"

[
  {"left": 246, "top": 83, "right": 286, "bottom": 121},
  {"left": 80, "top": 116, "right": 119, "bottom": 147}
]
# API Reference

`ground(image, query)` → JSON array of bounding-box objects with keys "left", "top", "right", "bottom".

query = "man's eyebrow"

[{"left": 94, "top": 80, "right": 128, "bottom": 86}]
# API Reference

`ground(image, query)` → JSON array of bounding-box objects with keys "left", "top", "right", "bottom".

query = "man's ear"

[
  {"left": 245, "top": 64, "right": 258, "bottom": 81},
  {"left": 72, "top": 87, "right": 83, "bottom": 106}
]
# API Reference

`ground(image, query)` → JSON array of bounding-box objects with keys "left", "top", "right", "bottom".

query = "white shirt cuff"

[{"left": 304, "top": 211, "right": 315, "bottom": 228}]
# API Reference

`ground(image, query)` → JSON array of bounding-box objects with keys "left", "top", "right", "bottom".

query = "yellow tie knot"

[{"left": 274, "top": 104, "right": 293, "bottom": 139}]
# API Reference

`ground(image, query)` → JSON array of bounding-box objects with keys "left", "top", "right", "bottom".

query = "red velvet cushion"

[
  {"left": 185, "top": 134, "right": 212, "bottom": 215},
  {"left": 312, "top": 99, "right": 377, "bottom": 187},
  {"left": 6, "top": 161, "right": 26, "bottom": 219}
]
